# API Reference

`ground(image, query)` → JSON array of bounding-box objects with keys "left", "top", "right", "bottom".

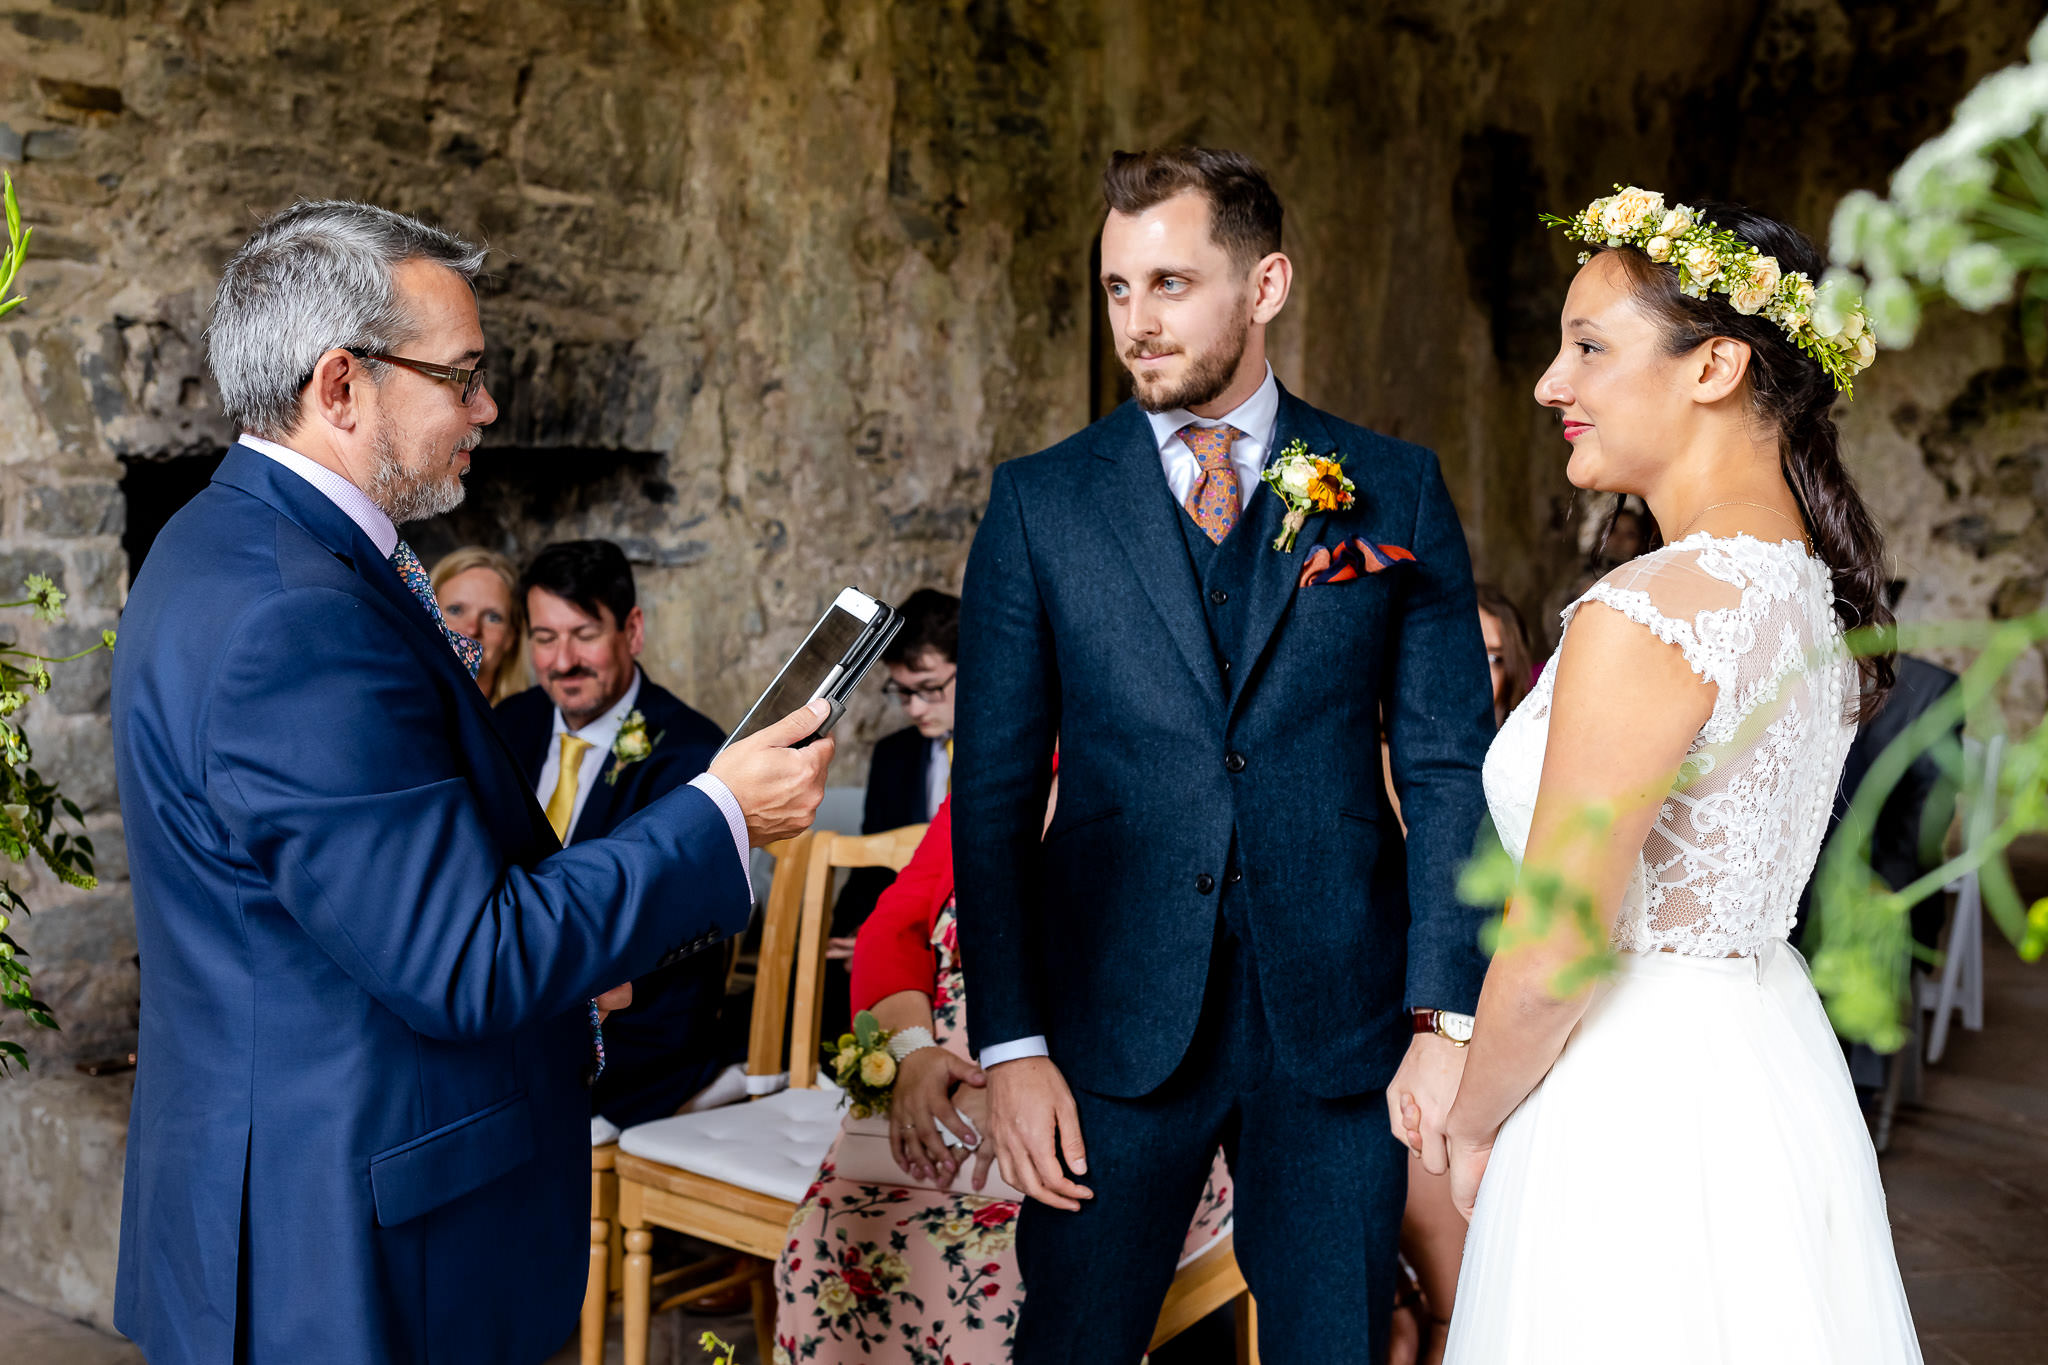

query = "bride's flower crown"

[{"left": 1542, "top": 186, "right": 1875, "bottom": 397}]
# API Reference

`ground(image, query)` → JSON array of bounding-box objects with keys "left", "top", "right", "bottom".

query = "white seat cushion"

[
  {"left": 619, "top": 1086, "right": 845, "bottom": 1204},
  {"left": 591, "top": 1115, "right": 622, "bottom": 1147}
]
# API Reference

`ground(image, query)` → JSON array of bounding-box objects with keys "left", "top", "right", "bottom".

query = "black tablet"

[{"left": 720, "top": 587, "right": 902, "bottom": 751}]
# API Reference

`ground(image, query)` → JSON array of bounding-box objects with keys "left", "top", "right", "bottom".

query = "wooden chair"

[
  {"left": 580, "top": 835, "right": 815, "bottom": 1365},
  {"left": 614, "top": 826, "right": 919, "bottom": 1364}
]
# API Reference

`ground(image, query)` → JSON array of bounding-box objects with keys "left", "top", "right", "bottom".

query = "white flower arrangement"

[
  {"left": 1544, "top": 186, "right": 1874, "bottom": 397},
  {"left": 1825, "top": 14, "right": 2048, "bottom": 356}
]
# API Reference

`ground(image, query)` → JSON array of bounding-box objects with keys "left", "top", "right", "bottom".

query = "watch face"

[{"left": 1439, "top": 1012, "right": 1475, "bottom": 1043}]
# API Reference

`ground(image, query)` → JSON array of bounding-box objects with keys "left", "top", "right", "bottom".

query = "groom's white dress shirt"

[
  {"left": 976, "top": 365, "right": 1281, "bottom": 1070},
  {"left": 534, "top": 669, "right": 644, "bottom": 845},
  {"left": 237, "top": 432, "right": 751, "bottom": 893}
]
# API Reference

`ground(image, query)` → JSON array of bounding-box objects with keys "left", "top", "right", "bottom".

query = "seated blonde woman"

[
  {"left": 772, "top": 767, "right": 1231, "bottom": 1365},
  {"left": 429, "top": 545, "right": 526, "bottom": 702}
]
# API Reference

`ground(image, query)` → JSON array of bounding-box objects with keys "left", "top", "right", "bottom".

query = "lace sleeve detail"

[{"left": 1563, "top": 582, "right": 1735, "bottom": 693}]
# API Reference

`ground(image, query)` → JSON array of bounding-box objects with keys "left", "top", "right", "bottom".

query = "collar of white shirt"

[
  {"left": 1143, "top": 363, "right": 1281, "bottom": 509},
  {"left": 552, "top": 668, "right": 645, "bottom": 755},
  {"left": 239, "top": 432, "right": 400, "bottom": 559}
]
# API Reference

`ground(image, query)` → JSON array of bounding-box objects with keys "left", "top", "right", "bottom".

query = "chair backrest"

[
  {"left": 741, "top": 831, "right": 817, "bottom": 1097},
  {"left": 789, "top": 825, "right": 929, "bottom": 1090}
]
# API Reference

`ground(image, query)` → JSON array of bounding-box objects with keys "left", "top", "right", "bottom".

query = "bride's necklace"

[{"left": 1674, "top": 500, "right": 1808, "bottom": 545}]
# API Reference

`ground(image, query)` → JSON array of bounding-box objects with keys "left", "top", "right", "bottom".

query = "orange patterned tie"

[{"left": 1181, "top": 423, "right": 1245, "bottom": 544}]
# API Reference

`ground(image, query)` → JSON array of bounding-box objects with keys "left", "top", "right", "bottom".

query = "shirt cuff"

[
  {"left": 978, "top": 1036, "right": 1050, "bottom": 1068},
  {"left": 688, "top": 772, "right": 753, "bottom": 904}
]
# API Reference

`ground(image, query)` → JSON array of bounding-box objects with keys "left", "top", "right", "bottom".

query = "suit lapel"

[
  {"left": 1230, "top": 388, "right": 1343, "bottom": 709},
  {"left": 1095, "top": 405, "right": 1228, "bottom": 713},
  {"left": 210, "top": 444, "right": 537, "bottom": 790}
]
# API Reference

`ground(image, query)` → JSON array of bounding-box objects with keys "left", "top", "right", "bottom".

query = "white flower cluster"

[
  {"left": 1545, "top": 185, "right": 1874, "bottom": 396},
  {"left": 1827, "top": 15, "right": 2048, "bottom": 350}
]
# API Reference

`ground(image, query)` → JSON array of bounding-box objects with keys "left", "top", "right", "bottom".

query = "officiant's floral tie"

[
  {"left": 1181, "top": 423, "right": 1245, "bottom": 544},
  {"left": 390, "top": 540, "right": 484, "bottom": 678}
]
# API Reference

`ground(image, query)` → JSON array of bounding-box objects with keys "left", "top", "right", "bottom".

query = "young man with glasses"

[{"left": 825, "top": 589, "right": 960, "bottom": 1027}]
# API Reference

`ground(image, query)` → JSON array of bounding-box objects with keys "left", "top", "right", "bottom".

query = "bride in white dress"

[{"left": 1441, "top": 193, "right": 1922, "bottom": 1363}]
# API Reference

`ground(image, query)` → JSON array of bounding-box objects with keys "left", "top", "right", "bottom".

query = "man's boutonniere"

[
  {"left": 605, "top": 710, "right": 662, "bottom": 785},
  {"left": 1261, "top": 439, "right": 1356, "bottom": 552}
]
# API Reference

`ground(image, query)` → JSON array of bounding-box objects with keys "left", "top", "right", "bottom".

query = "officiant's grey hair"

[{"left": 208, "top": 200, "right": 487, "bottom": 441}]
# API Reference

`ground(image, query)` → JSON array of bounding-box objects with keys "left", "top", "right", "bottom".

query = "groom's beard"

[
  {"left": 1127, "top": 306, "right": 1250, "bottom": 414},
  {"left": 366, "top": 419, "right": 477, "bottom": 524}
]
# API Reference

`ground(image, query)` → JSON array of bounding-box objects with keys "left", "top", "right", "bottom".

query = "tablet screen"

[{"left": 727, "top": 602, "right": 875, "bottom": 746}]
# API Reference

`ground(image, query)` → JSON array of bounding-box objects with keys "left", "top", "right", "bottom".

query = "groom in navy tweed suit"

[{"left": 953, "top": 148, "right": 1497, "bottom": 1362}]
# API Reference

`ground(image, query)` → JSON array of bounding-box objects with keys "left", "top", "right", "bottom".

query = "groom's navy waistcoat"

[
  {"left": 954, "top": 389, "right": 1496, "bottom": 1099},
  {"left": 110, "top": 446, "right": 751, "bottom": 1365}
]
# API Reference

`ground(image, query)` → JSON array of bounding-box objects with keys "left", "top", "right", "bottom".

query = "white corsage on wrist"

[{"left": 886, "top": 1026, "right": 939, "bottom": 1062}]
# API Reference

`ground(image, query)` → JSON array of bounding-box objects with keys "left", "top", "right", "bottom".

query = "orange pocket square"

[{"left": 1299, "top": 539, "right": 1417, "bottom": 588}]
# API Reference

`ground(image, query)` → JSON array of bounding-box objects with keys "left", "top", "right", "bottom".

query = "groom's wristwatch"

[{"left": 1412, "top": 1008, "right": 1475, "bottom": 1047}]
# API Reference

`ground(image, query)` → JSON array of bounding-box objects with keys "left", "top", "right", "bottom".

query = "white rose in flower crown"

[
  {"left": 1600, "top": 187, "right": 1665, "bottom": 238},
  {"left": 1851, "top": 331, "right": 1877, "bottom": 370},
  {"left": 1680, "top": 243, "right": 1722, "bottom": 286},
  {"left": 1660, "top": 206, "right": 1695, "bottom": 237},
  {"left": 1841, "top": 307, "right": 1866, "bottom": 342},
  {"left": 1644, "top": 235, "right": 1673, "bottom": 263},
  {"left": 1777, "top": 276, "right": 1817, "bottom": 330},
  {"left": 1728, "top": 254, "right": 1782, "bottom": 315}
]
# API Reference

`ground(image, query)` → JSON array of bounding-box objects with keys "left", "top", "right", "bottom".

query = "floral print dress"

[{"left": 772, "top": 897, "right": 1233, "bottom": 1364}]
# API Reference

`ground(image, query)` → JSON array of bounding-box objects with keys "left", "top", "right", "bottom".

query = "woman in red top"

[{"left": 771, "top": 772, "right": 1232, "bottom": 1364}]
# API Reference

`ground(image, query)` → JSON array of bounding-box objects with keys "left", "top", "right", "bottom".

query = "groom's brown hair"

[{"left": 1101, "top": 147, "right": 1283, "bottom": 268}]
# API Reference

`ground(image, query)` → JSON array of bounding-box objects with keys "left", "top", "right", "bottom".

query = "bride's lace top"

[{"left": 1481, "top": 533, "right": 1856, "bottom": 958}]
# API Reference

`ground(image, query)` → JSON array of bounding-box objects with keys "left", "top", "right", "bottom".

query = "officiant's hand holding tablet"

[{"left": 708, "top": 698, "right": 839, "bottom": 845}]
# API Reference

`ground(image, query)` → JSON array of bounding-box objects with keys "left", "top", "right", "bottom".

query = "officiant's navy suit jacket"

[
  {"left": 954, "top": 388, "right": 1496, "bottom": 1099},
  {"left": 110, "top": 445, "right": 750, "bottom": 1365}
]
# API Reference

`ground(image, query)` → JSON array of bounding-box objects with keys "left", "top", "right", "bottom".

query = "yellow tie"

[
  {"left": 544, "top": 734, "right": 595, "bottom": 843},
  {"left": 944, "top": 738, "right": 953, "bottom": 794}
]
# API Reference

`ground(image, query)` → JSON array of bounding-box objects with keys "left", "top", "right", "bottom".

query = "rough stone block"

[
  {"left": 0, "top": 1072, "right": 131, "bottom": 1332},
  {"left": 22, "top": 128, "right": 80, "bottom": 161},
  {"left": 20, "top": 716, "right": 116, "bottom": 815},
  {"left": 29, "top": 485, "right": 123, "bottom": 539},
  {"left": 41, "top": 623, "right": 113, "bottom": 716},
  {"left": 65, "top": 549, "right": 123, "bottom": 612},
  {"left": 0, "top": 548, "right": 65, "bottom": 598}
]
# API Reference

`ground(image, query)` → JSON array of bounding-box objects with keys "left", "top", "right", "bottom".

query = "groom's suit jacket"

[
  {"left": 954, "top": 388, "right": 1495, "bottom": 1099},
  {"left": 110, "top": 446, "right": 750, "bottom": 1365}
]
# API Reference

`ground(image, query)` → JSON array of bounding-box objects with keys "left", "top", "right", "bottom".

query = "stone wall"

[{"left": 0, "top": 0, "right": 2041, "bottom": 1331}]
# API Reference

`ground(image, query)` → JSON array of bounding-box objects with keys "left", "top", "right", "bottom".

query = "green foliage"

[{"left": 0, "top": 564, "right": 114, "bottom": 1074}]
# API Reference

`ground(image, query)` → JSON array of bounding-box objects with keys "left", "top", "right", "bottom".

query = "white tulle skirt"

[{"left": 1444, "top": 941, "right": 1922, "bottom": 1364}]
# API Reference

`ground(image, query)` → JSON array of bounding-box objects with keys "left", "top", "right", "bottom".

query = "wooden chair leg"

[
  {"left": 623, "top": 1226, "right": 654, "bottom": 1365},
  {"left": 1235, "top": 1292, "right": 1261, "bottom": 1365},
  {"left": 581, "top": 1215, "right": 610, "bottom": 1365},
  {"left": 750, "top": 1261, "right": 777, "bottom": 1360}
]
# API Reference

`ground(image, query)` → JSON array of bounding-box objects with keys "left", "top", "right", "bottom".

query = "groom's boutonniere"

[
  {"left": 605, "top": 710, "right": 662, "bottom": 785},
  {"left": 1261, "top": 439, "right": 1356, "bottom": 552}
]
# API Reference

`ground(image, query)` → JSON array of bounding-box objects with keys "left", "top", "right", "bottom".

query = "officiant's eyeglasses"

[
  {"left": 346, "top": 348, "right": 488, "bottom": 405},
  {"left": 881, "top": 671, "right": 956, "bottom": 705}
]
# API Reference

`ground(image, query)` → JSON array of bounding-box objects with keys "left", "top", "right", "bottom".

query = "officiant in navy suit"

[
  {"left": 111, "top": 201, "right": 833, "bottom": 1365},
  {"left": 494, "top": 538, "right": 736, "bottom": 1128},
  {"left": 954, "top": 149, "right": 1496, "bottom": 1363}
]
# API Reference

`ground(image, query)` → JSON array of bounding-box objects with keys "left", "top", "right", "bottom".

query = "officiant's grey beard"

[
  {"left": 1126, "top": 301, "right": 1250, "bottom": 414},
  {"left": 366, "top": 418, "right": 478, "bottom": 523}
]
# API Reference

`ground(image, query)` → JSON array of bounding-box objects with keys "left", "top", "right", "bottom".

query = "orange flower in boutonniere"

[{"left": 1260, "top": 439, "right": 1357, "bottom": 552}]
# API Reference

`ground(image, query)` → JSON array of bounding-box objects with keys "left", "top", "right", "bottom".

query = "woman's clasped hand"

[{"left": 887, "top": 1042, "right": 996, "bottom": 1187}]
